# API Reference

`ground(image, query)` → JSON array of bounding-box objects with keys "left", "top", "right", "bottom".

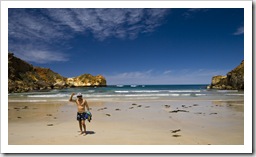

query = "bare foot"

[
  {"left": 79, "top": 131, "right": 84, "bottom": 135},
  {"left": 83, "top": 132, "right": 87, "bottom": 136}
]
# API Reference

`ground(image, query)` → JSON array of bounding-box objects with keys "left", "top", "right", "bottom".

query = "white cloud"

[
  {"left": 15, "top": 50, "right": 68, "bottom": 64},
  {"left": 163, "top": 70, "right": 172, "bottom": 75},
  {"left": 22, "top": 51, "right": 68, "bottom": 63},
  {"left": 104, "top": 69, "right": 228, "bottom": 85},
  {"left": 8, "top": 8, "right": 170, "bottom": 63},
  {"left": 8, "top": 43, "right": 69, "bottom": 64},
  {"left": 233, "top": 26, "right": 244, "bottom": 35},
  {"left": 71, "top": 8, "right": 169, "bottom": 40},
  {"left": 183, "top": 8, "right": 209, "bottom": 18}
]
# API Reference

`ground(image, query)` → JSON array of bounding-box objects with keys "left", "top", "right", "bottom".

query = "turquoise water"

[{"left": 8, "top": 84, "right": 244, "bottom": 102}]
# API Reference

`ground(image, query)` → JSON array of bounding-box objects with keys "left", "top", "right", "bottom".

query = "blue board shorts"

[
  {"left": 77, "top": 112, "right": 92, "bottom": 122},
  {"left": 77, "top": 112, "right": 87, "bottom": 121}
]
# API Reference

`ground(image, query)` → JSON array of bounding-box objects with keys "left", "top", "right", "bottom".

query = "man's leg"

[
  {"left": 78, "top": 120, "right": 83, "bottom": 134},
  {"left": 82, "top": 120, "right": 86, "bottom": 135}
]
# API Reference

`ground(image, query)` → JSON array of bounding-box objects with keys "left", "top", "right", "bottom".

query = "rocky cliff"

[
  {"left": 207, "top": 60, "right": 244, "bottom": 90},
  {"left": 8, "top": 53, "right": 107, "bottom": 93}
]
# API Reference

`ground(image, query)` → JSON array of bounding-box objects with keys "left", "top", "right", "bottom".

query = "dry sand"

[{"left": 8, "top": 99, "right": 244, "bottom": 145}]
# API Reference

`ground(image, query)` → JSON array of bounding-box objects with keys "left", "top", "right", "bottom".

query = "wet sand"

[{"left": 8, "top": 100, "right": 244, "bottom": 145}]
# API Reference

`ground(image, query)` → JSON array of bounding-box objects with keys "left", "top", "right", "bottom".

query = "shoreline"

[{"left": 8, "top": 99, "right": 244, "bottom": 145}]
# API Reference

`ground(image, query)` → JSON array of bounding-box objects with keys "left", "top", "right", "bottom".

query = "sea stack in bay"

[
  {"left": 8, "top": 53, "right": 107, "bottom": 93},
  {"left": 207, "top": 60, "right": 244, "bottom": 90}
]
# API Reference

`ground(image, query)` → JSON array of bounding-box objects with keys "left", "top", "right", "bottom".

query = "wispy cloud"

[
  {"left": 183, "top": 8, "right": 209, "bottom": 18},
  {"left": 8, "top": 43, "right": 69, "bottom": 64},
  {"left": 163, "top": 70, "right": 172, "bottom": 75},
  {"left": 44, "top": 8, "right": 170, "bottom": 40},
  {"left": 8, "top": 8, "right": 170, "bottom": 63},
  {"left": 104, "top": 69, "right": 228, "bottom": 85},
  {"left": 233, "top": 26, "right": 244, "bottom": 35}
]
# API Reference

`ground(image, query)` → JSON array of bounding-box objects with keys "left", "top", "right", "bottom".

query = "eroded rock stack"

[
  {"left": 207, "top": 60, "right": 244, "bottom": 90},
  {"left": 8, "top": 53, "right": 107, "bottom": 93}
]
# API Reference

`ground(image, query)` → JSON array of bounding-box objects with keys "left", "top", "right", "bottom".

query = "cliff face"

[
  {"left": 67, "top": 74, "right": 107, "bottom": 87},
  {"left": 8, "top": 53, "right": 107, "bottom": 93},
  {"left": 207, "top": 60, "right": 244, "bottom": 90}
]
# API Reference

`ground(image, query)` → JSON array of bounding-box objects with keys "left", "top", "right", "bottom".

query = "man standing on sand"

[{"left": 69, "top": 92, "right": 90, "bottom": 136}]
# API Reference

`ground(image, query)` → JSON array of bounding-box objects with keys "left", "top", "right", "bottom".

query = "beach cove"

[{"left": 8, "top": 94, "right": 244, "bottom": 145}]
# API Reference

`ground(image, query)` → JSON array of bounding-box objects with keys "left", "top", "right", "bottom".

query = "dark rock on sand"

[
  {"left": 210, "top": 113, "right": 218, "bottom": 115},
  {"left": 17, "top": 117, "right": 22, "bottom": 119},
  {"left": 106, "top": 114, "right": 111, "bottom": 116},
  {"left": 132, "top": 103, "right": 137, "bottom": 106},
  {"left": 164, "top": 105, "right": 170, "bottom": 108},
  {"left": 22, "top": 106, "right": 29, "bottom": 109},
  {"left": 47, "top": 124, "right": 54, "bottom": 126},
  {"left": 171, "top": 129, "right": 181, "bottom": 133},
  {"left": 169, "top": 110, "right": 189, "bottom": 113},
  {"left": 115, "top": 109, "right": 120, "bottom": 111},
  {"left": 46, "top": 114, "right": 52, "bottom": 116}
]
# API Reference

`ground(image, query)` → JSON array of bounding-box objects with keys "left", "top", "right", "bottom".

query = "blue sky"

[{"left": 8, "top": 8, "right": 244, "bottom": 85}]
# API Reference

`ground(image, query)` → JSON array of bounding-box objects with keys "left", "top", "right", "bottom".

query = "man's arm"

[
  {"left": 69, "top": 93, "right": 76, "bottom": 102},
  {"left": 84, "top": 100, "right": 90, "bottom": 111}
]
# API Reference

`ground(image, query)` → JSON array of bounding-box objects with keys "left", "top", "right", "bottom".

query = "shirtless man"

[{"left": 69, "top": 92, "right": 90, "bottom": 136}]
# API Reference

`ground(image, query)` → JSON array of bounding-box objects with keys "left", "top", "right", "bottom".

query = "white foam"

[
  {"left": 8, "top": 100, "right": 47, "bottom": 102},
  {"left": 217, "top": 90, "right": 238, "bottom": 93},
  {"left": 168, "top": 90, "right": 201, "bottom": 93},
  {"left": 114, "top": 91, "right": 130, "bottom": 93},
  {"left": 169, "top": 94, "right": 179, "bottom": 96},
  {"left": 196, "top": 94, "right": 207, "bottom": 96},
  {"left": 225, "top": 94, "right": 244, "bottom": 96},
  {"left": 27, "top": 94, "right": 68, "bottom": 98}
]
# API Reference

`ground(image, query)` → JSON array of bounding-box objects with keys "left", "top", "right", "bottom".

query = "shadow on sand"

[{"left": 86, "top": 131, "right": 95, "bottom": 135}]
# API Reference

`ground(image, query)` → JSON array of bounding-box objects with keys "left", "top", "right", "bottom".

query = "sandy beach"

[{"left": 8, "top": 99, "right": 244, "bottom": 145}]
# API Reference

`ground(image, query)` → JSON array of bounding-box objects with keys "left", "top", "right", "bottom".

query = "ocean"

[{"left": 8, "top": 84, "right": 244, "bottom": 102}]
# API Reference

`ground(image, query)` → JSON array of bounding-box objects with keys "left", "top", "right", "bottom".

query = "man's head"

[{"left": 76, "top": 93, "right": 83, "bottom": 99}]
